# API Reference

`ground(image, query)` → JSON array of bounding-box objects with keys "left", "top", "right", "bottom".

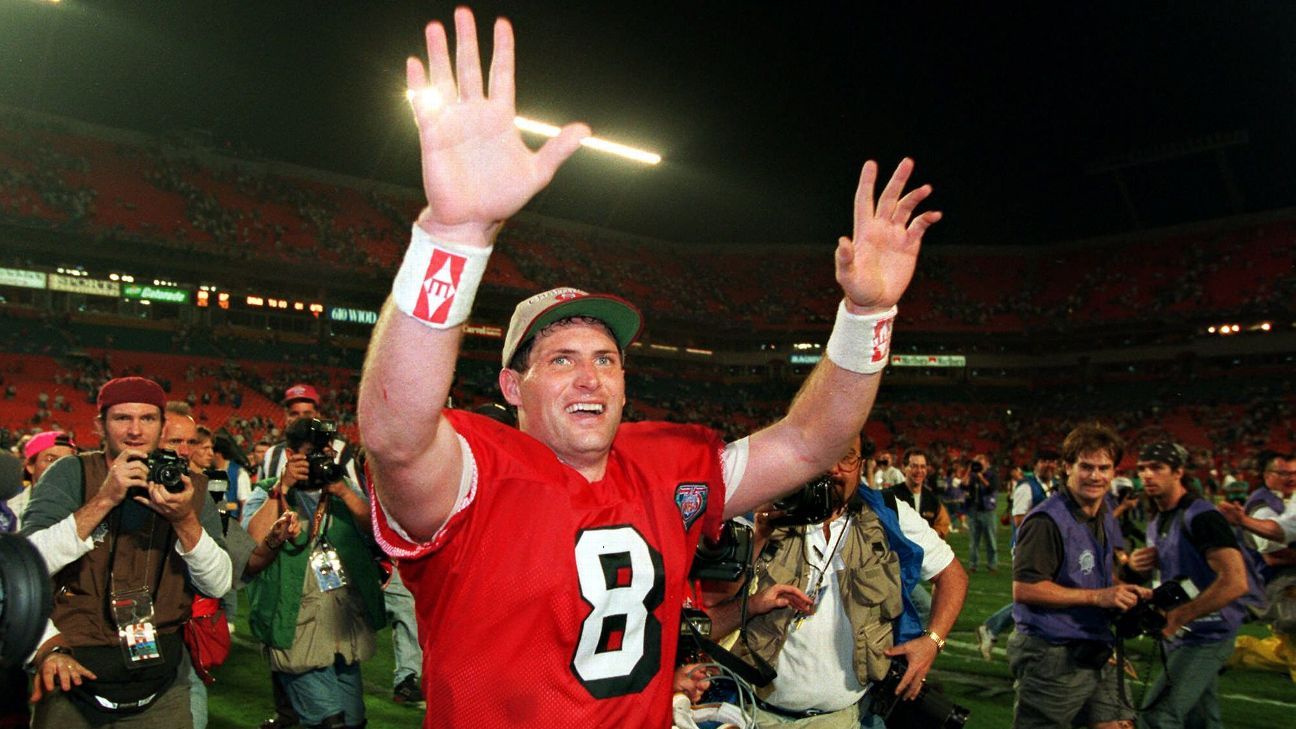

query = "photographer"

[
  {"left": 1126, "top": 442, "right": 1259, "bottom": 729},
  {"left": 19, "top": 377, "right": 231, "bottom": 729},
  {"left": 257, "top": 384, "right": 425, "bottom": 718},
  {"left": 871, "top": 451, "right": 905, "bottom": 489},
  {"left": 1009, "top": 424, "right": 1150, "bottom": 729},
  {"left": 711, "top": 434, "right": 968, "bottom": 727},
  {"left": 243, "top": 417, "right": 385, "bottom": 729},
  {"left": 964, "top": 454, "right": 1000, "bottom": 572},
  {"left": 977, "top": 449, "right": 1062, "bottom": 660}
]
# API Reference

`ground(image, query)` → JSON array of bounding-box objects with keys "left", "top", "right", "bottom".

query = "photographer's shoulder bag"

[{"left": 184, "top": 594, "right": 230, "bottom": 685}]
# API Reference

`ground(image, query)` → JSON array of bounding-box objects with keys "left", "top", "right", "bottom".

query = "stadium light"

[
  {"left": 405, "top": 88, "right": 661, "bottom": 165},
  {"left": 518, "top": 116, "right": 661, "bottom": 165}
]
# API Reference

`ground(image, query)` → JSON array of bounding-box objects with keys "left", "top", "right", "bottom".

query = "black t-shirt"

[
  {"left": 1013, "top": 488, "right": 1112, "bottom": 585},
  {"left": 1153, "top": 493, "right": 1239, "bottom": 555}
]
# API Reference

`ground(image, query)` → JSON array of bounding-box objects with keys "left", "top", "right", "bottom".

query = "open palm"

[
  {"left": 408, "top": 9, "right": 588, "bottom": 240},
  {"left": 835, "top": 158, "right": 941, "bottom": 311}
]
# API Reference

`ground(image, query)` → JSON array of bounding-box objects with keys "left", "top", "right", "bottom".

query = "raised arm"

[
  {"left": 359, "top": 9, "right": 587, "bottom": 541},
  {"left": 727, "top": 159, "right": 941, "bottom": 517}
]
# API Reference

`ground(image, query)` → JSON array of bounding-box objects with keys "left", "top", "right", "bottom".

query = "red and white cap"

[
  {"left": 282, "top": 383, "right": 321, "bottom": 406},
  {"left": 500, "top": 287, "right": 643, "bottom": 369}
]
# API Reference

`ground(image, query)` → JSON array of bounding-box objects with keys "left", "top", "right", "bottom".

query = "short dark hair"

[
  {"left": 212, "top": 433, "right": 240, "bottom": 460},
  {"left": 196, "top": 425, "right": 212, "bottom": 442},
  {"left": 902, "top": 447, "right": 930, "bottom": 466},
  {"left": 1256, "top": 449, "right": 1295, "bottom": 475},
  {"left": 506, "top": 316, "right": 623, "bottom": 372},
  {"left": 1061, "top": 423, "right": 1124, "bottom": 467}
]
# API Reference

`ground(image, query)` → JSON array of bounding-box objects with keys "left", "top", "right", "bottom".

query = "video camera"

[
  {"left": 767, "top": 475, "right": 838, "bottom": 528},
  {"left": 691, "top": 520, "right": 753, "bottom": 582},
  {"left": 870, "top": 657, "right": 970, "bottom": 728},
  {"left": 676, "top": 607, "right": 712, "bottom": 666},
  {"left": 1112, "top": 579, "right": 1196, "bottom": 640},
  {"left": 0, "top": 534, "right": 53, "bottom": 668}
]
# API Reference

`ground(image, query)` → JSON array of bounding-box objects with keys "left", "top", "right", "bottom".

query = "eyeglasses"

[
  {"left": 838, "top": 453, "right": 862, "bottom": 469},
  {"left": 1268, "top": 470, "right": 1296, "bottom": 479}
]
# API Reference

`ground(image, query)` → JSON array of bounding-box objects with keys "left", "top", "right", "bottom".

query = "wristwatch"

[
  {"left": 923, "top": 629, "right": 946, "bottom": 652},
  {"left": 40, "top": 645, "right": 74, "bottom": 665}
]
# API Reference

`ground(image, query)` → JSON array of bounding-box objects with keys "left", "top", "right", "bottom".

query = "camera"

[
  {"left": 296, "top": 419, "right": 344, "bottom": 490},
  {"left": 968, "top": 460, "right": 984, "bottom": 475},
  {"left": 0, "top": 533, "right": 53, "bottom": 668},
  {"left": 767, "top": 475, "right": 837, "bottom": 528},
  {"left": 144, "top": 449, "right": 188, "bottom": 493},
  {"left": 1112, "top": 579, "right": 1196, "bottom": 640},
  {"left": 676, "top": 607, "right": 712, "bottom": 666},
  {"left": 870, "top": 657, "right": 970, "bottom": 728},
  {"left": 691, "top": 520, "right": 753, "bottom": 581}
]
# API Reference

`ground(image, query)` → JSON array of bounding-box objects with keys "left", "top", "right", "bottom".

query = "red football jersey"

[{"left": 371, "top": 411, "right": 728, "bottom": 728}]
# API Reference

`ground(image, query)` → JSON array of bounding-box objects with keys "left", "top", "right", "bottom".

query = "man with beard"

[
  {"left": 20, "top": 377, "right": 231, "bottom": 729},
  {"left": 708, "top": 433, "right": 967, "bottom": 727},
  {"left": 977, "top": 449, "right": 1061, "bottom": 660}
]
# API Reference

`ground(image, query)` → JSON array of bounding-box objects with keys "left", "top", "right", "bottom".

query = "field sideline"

[{"left": 206, "top": 521, "right": 1294, "bottom": 728}]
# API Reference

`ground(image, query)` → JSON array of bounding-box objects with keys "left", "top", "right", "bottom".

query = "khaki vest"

[
  {"left": 50, "top": 452, "right": 207, "bottom": 647},
  {"left": 734, "top": 505, "right": 904, "bottom": 694}
]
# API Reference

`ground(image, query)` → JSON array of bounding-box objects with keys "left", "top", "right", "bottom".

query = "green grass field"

[{"left": 206, "top": 521, "right": 1295, "bottom": 728}]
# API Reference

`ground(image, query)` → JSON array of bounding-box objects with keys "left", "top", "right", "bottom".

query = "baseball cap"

[
  {"left": 97, "top": 376, "right": 167, "bottom": 414},
  {"left": 23, "top": 431, "right": 76, "bottom": 461},
  {"left": 501, "top": 287, "right": 643, "bottom": 369},
  {"left": 282, "top": 383, "right": 321, "bottom": 406}
]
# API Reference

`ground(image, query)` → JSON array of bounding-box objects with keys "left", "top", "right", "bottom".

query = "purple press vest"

[
  {"left": 1244, "top": 486, "right": 1284, "bottom": 516},
  {"left": 1014, "top": 492, "right": 1120, "bottom": 644},
  {"left": 1149, "top": 495, "right": 1265, "bottom": 645}
]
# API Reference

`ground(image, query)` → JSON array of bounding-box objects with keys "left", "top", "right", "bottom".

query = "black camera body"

[
  {"left": 139, "top": 449, "right": 187, "bottom": 493},
  {"left": 871, "top": 657, "right": 970, "bottom": 728},
  {"left": 768, "top": 475, "right": 837, "bottom": 528},
  {"left": 968, "top": 460, "right": 984, "bottom": 474},
  {"left": 691, "top": 520, "right": 753, "bottom": 581},
  {"left": 676, "top": 607, "right": 712, "bottom": 666},
  {"left": 1113, "top": 580, "right": 1194, "bottom": 640},
  {"left": 301, "top": 419, "right": 344, "bottom": 490}
]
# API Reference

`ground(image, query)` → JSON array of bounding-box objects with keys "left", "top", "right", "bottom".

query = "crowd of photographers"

[
  {"left": 4, "top": 381, "right": 1294, "bottom": 728},
  {"left": 664, "top": 426, "right": 1296, "bottom": 729},
  {"left": 0, "top": 376, "right": 422, "bottom": 729}
]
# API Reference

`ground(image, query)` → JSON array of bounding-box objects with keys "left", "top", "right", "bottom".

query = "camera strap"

[{"left": 683, "top": 613, "right": 776, "bottom": 688}]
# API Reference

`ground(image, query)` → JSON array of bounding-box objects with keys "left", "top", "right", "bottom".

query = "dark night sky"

[{"left": 1, "top": 1, "right": 1293, "bottom": 247}]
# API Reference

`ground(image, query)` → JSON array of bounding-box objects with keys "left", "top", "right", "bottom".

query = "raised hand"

[
  {"left": 408, "top": 8, "right": 590, "bottom": 243},
  {"left": 834, "top": 158, "right": 941, "bottom": 313}
]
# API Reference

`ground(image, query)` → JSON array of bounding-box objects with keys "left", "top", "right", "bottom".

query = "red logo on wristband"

[
  {"left": 413, "top": 248, "right": 466, "bottom": 324},
  {"left": 871, "top": 316, "right": 894, "bottom": 363}
]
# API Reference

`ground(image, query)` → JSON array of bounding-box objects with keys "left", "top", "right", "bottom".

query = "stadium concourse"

[{"left": 1, "top": 105, "right": 1295, "bottom": 728}]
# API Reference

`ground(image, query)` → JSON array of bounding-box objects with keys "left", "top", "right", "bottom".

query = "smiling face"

[
  {"left": 100, "top": 403, "right": 163, "bottom": 460},
  {"left": 499, "top": 319, "right": 626, "bottom": 479},
  {"left": 1064, "top": 449, "right": 1116, "bottom": 513}
]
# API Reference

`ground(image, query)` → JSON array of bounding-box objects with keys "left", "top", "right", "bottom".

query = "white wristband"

[
  {"left": 392, "top": 224, "right": 492, "bottom": 329},
  {"left": 825, "top": 300, "right": 897, "bottom": 374}
]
